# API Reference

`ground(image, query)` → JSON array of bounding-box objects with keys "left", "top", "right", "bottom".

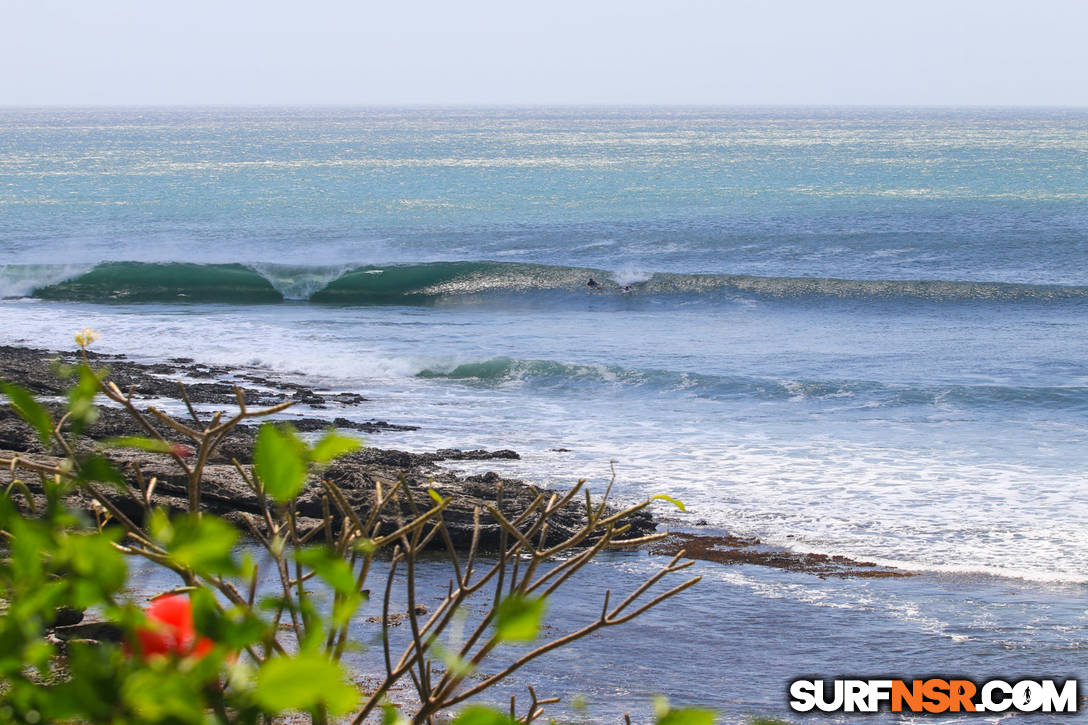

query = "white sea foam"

[
  {"left": 248, "top": 262, "right": 355, "bottom": 300},
  {"left": 0, "top": 263, "right": 93, "bottom": 298},
  {"left": 609, "top": 264, "right": 653, "bottom": 287}
]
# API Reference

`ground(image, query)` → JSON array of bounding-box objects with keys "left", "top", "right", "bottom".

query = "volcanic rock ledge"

[{"left": 0, "top": 345, "right": 654, "bottom": 549}]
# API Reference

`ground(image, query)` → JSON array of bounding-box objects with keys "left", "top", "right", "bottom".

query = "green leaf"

[
  {"left": 64, "top": 531, "right": 127, "bottom": 600},
  {"left": 353, "top": 538, "right": 377, "bottom": 556},
  {"left": 654, "top": 697, "right": 717, "bottom": 725},
  {"left": 52, "top": 643, "right": 128, "bottom": 721},
  {"left": 494, "top": 594, "right": 546, "bottom": 642},
  {"left": 5, "top": 478, "right": 37, "bottom": 514},
  {"left": 67, "top": 364, "right": 103, "bottom": 435},
  {"left": 1, "top": 382, "right": 54, "bottom": 446},
  {"left": 309, "top": 430, "right": 361, "bottom": 463},
  {"left": 121, "top": 668, "right": 206, "bottom": 723},
  {"left": 452, "top": 706, "right": 516, "bottom": 725},
  {"left": 76, "top": 455, "right": 125, "bottom": 489},
  {"left": 152, "top": 513, "right": 239, "bottom": 575},
  {"left": 259, "top": 594, "right": 290, "bottom": 612},
  {"left": 254, "top": 424, "right": 308, "bottom": 501},
  {"left": 651, "top": 494, "right": 686, "bottom": 512},
  {"left": 657, "top": 708, "right": 716, "bottom": 725},
  {"left": 427, "top": 488, "right": 444, "bottom": 504},
  {"left": 8, "top": 517, "right": 49, "bottom": 583},
  {"left": 295, "top": 546, "right": 356, "bottom": 595},
  {"left": 240, "top": 552, "right": 258, "bottom": 581},
  {"left": 331, "top": 591, "right": 365, "bottom": 628},
  {"left": 255, "top": 653, "right": 359, "bottom": 716},
  {"left": 190, "top": 588, "right": 267, "bottom": 650},
  {"left": 382, "top": 703, "right": 410, "bottom": 725},
  {"left": 103, "top": 436, "right": 173, "bottom": 453},
  {"left": 430, "top": 641, "right": 475, "bottom": 678}
]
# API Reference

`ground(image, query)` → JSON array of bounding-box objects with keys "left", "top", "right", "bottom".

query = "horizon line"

[{"left": 3, "top": 102, "right": 1088, "bottom": 111}]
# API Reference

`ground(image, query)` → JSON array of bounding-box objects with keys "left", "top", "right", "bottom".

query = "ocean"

[{"left": 2, "top": 107, "right": 1087, "bottom": 722}]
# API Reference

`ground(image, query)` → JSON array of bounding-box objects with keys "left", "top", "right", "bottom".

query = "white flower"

[{"left": 74, "top": 328, "right": 100, "bottom": 349}]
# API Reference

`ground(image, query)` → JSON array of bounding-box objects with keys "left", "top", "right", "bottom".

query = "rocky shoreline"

[
  {"left": 0, "top": 344, "right": 653, "bottom": 548},
  {"left": 1, "top": 344, "right": 910, "bottom": 578}
]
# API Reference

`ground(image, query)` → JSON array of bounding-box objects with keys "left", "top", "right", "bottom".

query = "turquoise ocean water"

[{"left": 2, "top": 108, "right": 1087, "bottom": 722}]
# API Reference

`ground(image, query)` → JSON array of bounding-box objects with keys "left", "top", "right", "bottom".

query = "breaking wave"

[
  {"left": 4, "top": 260, "right": 1088, "bottom": 305},
  {"left": 417, "top": 356, "right": 1088, "bottom": 411}
]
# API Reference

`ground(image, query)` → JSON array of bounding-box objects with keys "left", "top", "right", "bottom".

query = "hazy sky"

[{"left": 3, "top": 0, "right": 1087, "bottom": 106}]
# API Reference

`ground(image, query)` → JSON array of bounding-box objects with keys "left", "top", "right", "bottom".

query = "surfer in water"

[{"left": 587, "top": 278, "right": 600, "bottom": 289}]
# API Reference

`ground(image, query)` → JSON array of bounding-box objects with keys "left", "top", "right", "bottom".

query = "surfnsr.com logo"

[{"left": 789, "top": 678, "right": 1078, "bottom": 714}]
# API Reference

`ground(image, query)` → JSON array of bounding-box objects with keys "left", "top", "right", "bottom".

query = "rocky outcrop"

[
  {"left": 649, "top": 532, "right": 912, "bottom": 578},
  {"left": 1, "top": 443, "right": 651, "bottom": 550},
  {"left": 0, "top": 346, "right": 654, "bottom": 550}
]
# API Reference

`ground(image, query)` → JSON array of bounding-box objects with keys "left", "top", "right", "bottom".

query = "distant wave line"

[
  {"left": 417, "top": 355, "right": 1088, "bottom": 411},
  {"left": 2, "top": 260, "right": 1087, "bottom": 305}
]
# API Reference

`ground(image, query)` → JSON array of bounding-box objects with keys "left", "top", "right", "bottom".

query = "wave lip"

[
  {"left": 248, "top": 262, "right": 356, "bottom": 301},
  {"left": 9, "top": 259, "right": 1088, "bottom": 306},
  {"left": 417, "top": 356, "right": 641, "bottom": 387},
  {"left": 0, "top": 263, "right": 95, "bottom": 299}
]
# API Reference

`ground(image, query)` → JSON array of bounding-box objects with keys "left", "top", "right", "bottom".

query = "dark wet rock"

[
  {"left": 331, "top": 392, "right": 367, "bottom": 405},
  {"left": 212, "top": 425, "right": 259, "bottom": 464},
  {"left": 55, "top": 606, "right": 85, "bottom": 627},
  {"left": 649, "top": 532, "right": 913, "bottom": 579},
  {"left": 0, "top": 344, "right": 273, "bottom": 405},
  {"left": 0, "top": 414, "right": 43, "bottom": 453},
  {"left": 350, "top": 448, "right": 435, "bottom": 468},
  {"left": 290, "top": 418, "right": 419, "bottom": 434},
  {"left": 0, "top": 344, "right": 75, "bottom": 395},
  {"left": 52, "top": 621, "right": 124, "bottom": 644},
  {"left": 337, "top": 448, "right": 517, "bottom": 468},
  {"left": 291, "top": 389, "right": 327, "bottom": 407},
  {"left": 357, "top": 420, "right": 418, "bottom": 433},
  {"left": 432, "top": 448, "right": 519, "bottom": 461},
  {"left": 104, "top": 371, "right": 276, "bottom": 406},
  {"left": 365, "top": 604, "right": 428, "bottom": 626}
]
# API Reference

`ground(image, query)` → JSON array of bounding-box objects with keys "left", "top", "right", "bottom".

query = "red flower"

[{"left": 132, "top": 594, "right": 213, "bottom": 659}]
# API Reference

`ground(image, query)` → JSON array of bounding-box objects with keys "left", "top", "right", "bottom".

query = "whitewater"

[{"left": 2, "top": 107, "right": 1087, "bottom": 722}]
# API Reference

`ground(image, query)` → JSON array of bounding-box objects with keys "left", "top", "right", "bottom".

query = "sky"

[{"left": 2, "top": 0, "right": 1087, "bottom": 106}]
